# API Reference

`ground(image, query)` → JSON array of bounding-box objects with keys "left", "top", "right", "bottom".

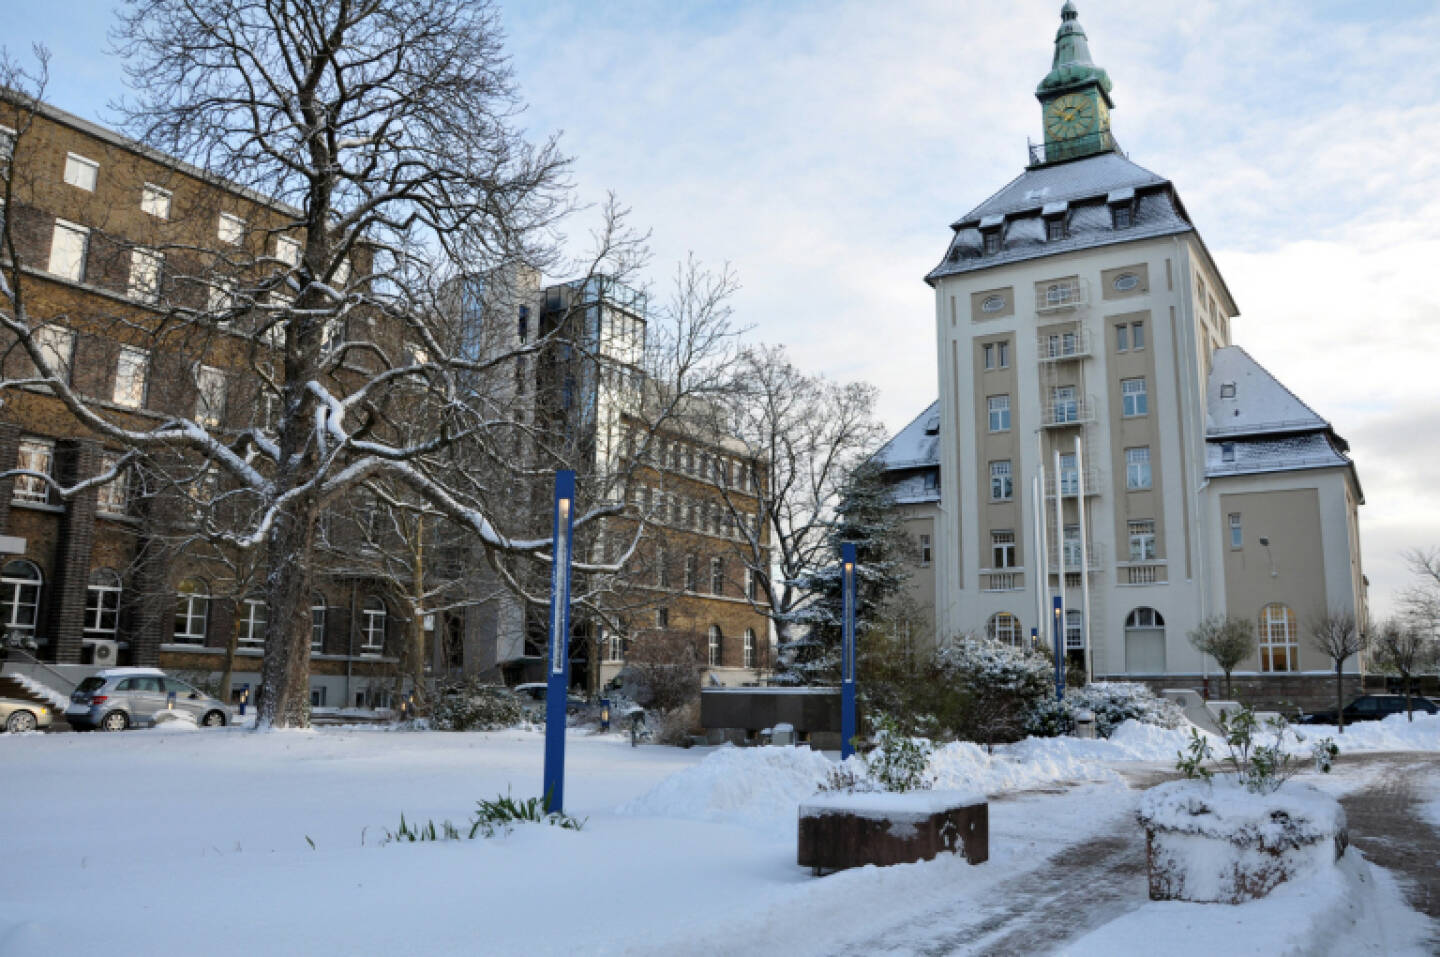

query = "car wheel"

[
  {"left": 100, "top": 710, "right": 129, "bottom": 732},
  {"left": 202, "top": 710, "right": 226, "bottom": 728},
  {"left": 5, "top": 710, "right": 37, "bottom": 733}
]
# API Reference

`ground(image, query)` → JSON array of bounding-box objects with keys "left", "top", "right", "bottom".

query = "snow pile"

[
  {"left": 1289, "top": 712, "right": 1440, "bottom": 753},
  {"left": 618, "top": 744, "right": 837, "bottom": 832},
  {"left": 151, "top": 710, "right": 200, "bottom": 733},
  {"left": 799, "top": 788, "right": 985, "bottom": 822},
  {"left": 1138, "top": 776, "right": 1346, "bottom": 904},
  {"left": 6, "top": 674, "right": 68, "bottom": 710}
]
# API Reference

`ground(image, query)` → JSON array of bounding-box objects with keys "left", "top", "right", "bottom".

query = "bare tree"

[
  {"left": 698, "top": 345, "right": 886, "bottom": 682},
  {"left": 0, "top": 6, "right": 733, "bottom": 727},
  {"left": 1307, "top": 607, "right": 1366, "bottom": 734},
  {"left": 1402, "top": 547, "right": 1440, "bottom": 636},
  {"left": 1371, "top": 617, "right": 1437, "bottom": 721},
  {"left": 1187, "top": 615, "right": 1256, "bottom": 700}
]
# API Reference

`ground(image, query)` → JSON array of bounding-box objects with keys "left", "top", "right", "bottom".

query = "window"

[
  {"left": 997, "top": 340, "right": 1010, "bottom": 368},
  {"left": 311, "top": 595, "right": 327, "bottom": 651},
  {"left": 1131, "top": 321, "right": 1145, "bottom": 349},
  {"left": 63, "top": 152, "right": 98, "bottom": 191},
  {"left": 924, "top": 470, "right": 940, "bottom": 492},
  {"left": 991, "top": 530, "right": 1016, "bottom": 569},
  {"left": 140, "top": 183, "right": 171, "bottom": 219},
  {"left": 218, "top": 213, "right": 245, "bottom": 245},
  {"left": 85, "top": 569, "right": 122, "bottom": 637},
  {"left": 0, "top": 561, "right": 42, "bottom": 635},
  {"left": 655, "top": 607, "right": 669, "bottom": 629},
  {"left": 1121, "top": 377, "right": 1148, "bottom": 417},
  {"left": 13, "top": 438, "right": 54, "bottom": 504},
  {"left": 1059, "top": 453, "right": 1079, "bottom": 495},
  {"left": 173, "top": 579, "right": 209, "bottom": 644},
  {"left": 1112, "top": 206, "right": 1132, "bottom": 229},
  {"left": 1051, "top": 385, "right": 1077, "bottom": 423},
  {"left": 602, "top": 629, "right": 625, "bottom": 663},
  {"left": 1045, "top": 281, "right": 1079, "bottom": 307},
  {"left": 1062, "top": 524, "right": 1082, "bottom": 567},
  {"left": 983, "top": 232, "right": 1000, "bottom": 255},
  {"left": 35, "top": 324, "right": 75, "bottom": 385},
  {"left": 708, "top": 625, "right": 723, "bottom": 667},
  {"left": 1126, "top": 607, "right": 1164, "bottom": 629},
  {"left": 1128, "top": 520, "right": 1157, "bottom": 561},
  {"left": 743, "top": 629, "right": 756, "bottom": 669},
  {"left": 1066, "top": 610, "right": 1084, "bottom": 650},
  {"left": 747, "top": 568, "right": 760, "bottom": 601},
  {"left": 96, "top": 453, "right": 128, "bottom": 514},
  {"left": 1046, "top": 331, "right": 1078, "bottom": 358},
  {"left": 981, "top": 294, "right": 1005, "bottom": 313},
  {"left": 361, "top": 597, "right": 387, "bottom": 652},
  {"left": 1115, "top": 324, "right": 1129, "bottom": 352},
  {"left": 1112, "top": 271, "right": 1140, "bottom": 293},
  {"left": 1046, "top": 218, "right": 1066, "bottom": 241},
  {"left": 990, "top": 460, "right": 1013, "bottom": 501},
  {"left": 987, "top": 395, "right": 1010, "bottom": 432},
  {"left": 983, "top": 343, "right": 995, "bottom": 370},
  {"left": 986, "top": 612, "right": 1021, "bottom": 647},
  {"left": 1229, "top": 512, "right": 1242, "bottom": 549},
  {"left": 0, "top": 125, "right": 14, "bottom": 166},
  {"left": 1259, "top": 603, "right": 1298, "bottom": 672},
  {"left": 195, "top": 365, "right": 226, "bottom": 426},
  {"left": 1126, "top": 447, "right": 1152, "bottom": 490},
  {"left": 111, "top": 346, "right": 149, "bottom": 408},
  {"left": 239, "top": 597, "right": 268, "bottom": 645},
  {"left": 1221, "top": 442, "right": 1236, "bottom": 464},
  {"left": 1116, "top": 321, "right": 1144, "bottom": 351},
  {"left": 48, "top": 219, "right": 89, "bottom": 281},
  {"left": 125, "top": 248, "right": 164, "bottom": 302},
  {"left": 684, "top": 555, "right": 698, "bottom": 592},
  {"left": 919, "top": 533, "right": 932, "bottom": 566},
  {"left": 275, "top": 236, "right": 302, "bottom": 268},
  {"left": 710, "top": 557, "right": 725, "bottom": 596},
  {"left": 1220, "top": 382, "right": 1237, "bottom": 400}
]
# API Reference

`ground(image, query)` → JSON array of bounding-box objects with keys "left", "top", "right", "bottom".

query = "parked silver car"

[
  {"left": 1, "top": 697, "right": 54, "bottom": 732},
  {"left": 65, "top": 668, "right": 231, "bottom": 731}
]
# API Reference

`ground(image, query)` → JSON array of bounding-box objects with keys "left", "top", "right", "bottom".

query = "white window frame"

[
  {"left": 743, "top": 629, "right": 757, "bottom": 669},
  {"left": 218, "top": 213, "right": 245, "bottom": 245},
  {"left": 1121, "top": 377, "right": 1148, "bottom": 417},
  {"left": 47, "top": 219, "right": 89, "bottom": 281},
  {"left": 1063, "top": 524, "right": 1082, "bottom": 568},
  {"left": 276, "top": 236, "right": 302, "bottom": 268},
  {"left": 140, "top": 183, "right": 172, "bottom": 219},
  {"left": 0, "top": 560, "right": 43, "bottom": 633},
  {"left": 983, "top": 343, "right": 995, "bottom": 370},
  {"left": 35, "top": 323, "right": 75, "bottom": 385},
  {"left": 987, "top": 612, "right": 1021, "bottom": 647},
  {"left": 1128, "top": 520, "right": 1157, "bottom": 561},
  {"left": 1059, "top": 453, "right": 1079, "bottom": 496},
  {"left": 62, "top": 152, "right": 98, "bottom": 191},
  {"left": 1051, "top": 385, "right": 1078, "bottom": 423},
  {"left": 1229, "top": 512, "right": 1242, "bottom": 549},
  {"left": 173, "top": 580, "right": 209, "bottom": 644},
  {"left": 919, "top": 533, "right": 932, "bottom": 567},
  {"left": 195, "top": 365, "right": 227, "bottom": 426},
  {"left": 113, "top": 345, "right": 149, "bottom": 409},
  {"left": 707, "top": 625, "right": 722, "bottom": 667},
  {"left": 987, "top": 394, "right": 1010, "bottom": 432},
  {"left": 997, "top": 340, "right": 1010, "bottom": 368},
  {"left": 990, "top": 460, "right": 1013, "bottom": 501},
  {"left": 95, "top": 453, "right": 128, "bottom": 515},
  {"left": 991, "top": 530, "right": 1017, "bottom": 569},
  {"left": 239, "top": 597, "right": 267, "bottom": 645},
  {"left": 1115, "top": 323, "right": 1129, "bottom": 352},
  {"left": 84, "top": 569, "right": 122, "bottom": 637},
  {"left": 361, "top": 598, "right": 386, "bottom": 653},
  {"left": 1131, "top": 321, "right": 1145, "bottom": 350},
  {"left": 127, "top": 247, "right": 164, "bottom": 303},
  {"left": 13, "top": 438, "right": 54, "bottom": 504},
  {"left": 1126, "top": 447, "right": 1152, "bottom": 490},
  {"left": 311, "top": 597, "right": 327, "bottom": 651},
  {"left": 1259, "top": 603, "right": 1298, "bottom": 672}
]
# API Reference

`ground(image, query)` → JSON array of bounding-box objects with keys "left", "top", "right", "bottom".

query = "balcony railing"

[
  {"left": 1118, "top": 560, "right": 1168, "bottom": 585},
  {"left": 1045, "top": 467, "right": 1105, "bottom": 498},
  {"left": 1037, "top": 328, "right": 1093, "bottom": 361},
  {"left": 980, "top": 570, "right": 1025, "bottom": 592},
  {"left": 1028, "top": 131, "right": 1121, "bottom": 167},
  {"left": 1047, "top": 541, "right": 1105, "bottom": 573},
  {"left": 1041, "top": 396, "right": 1097, "bottom": 428},
  {"left": 1036, "top": 280, "right": 1088, "bottom": 314}
]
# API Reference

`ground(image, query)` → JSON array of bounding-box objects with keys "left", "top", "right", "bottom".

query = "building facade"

[
  {"left": 873, "top": 401, "right": 941, "bottom": 656},
  {"left": 925, "top": 4, "right": 1365, "bottom": 685}
]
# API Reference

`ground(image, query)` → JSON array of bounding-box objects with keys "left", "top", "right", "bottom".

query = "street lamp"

[
  {"left": 1052, "top": 596, "right": 1065, "bottom": 701},
  {"left": 543, "top": 471, "right": 576, "bottom": 813},
  {"left": 841, "top": 543, "right": 857, "bottom": 759}
]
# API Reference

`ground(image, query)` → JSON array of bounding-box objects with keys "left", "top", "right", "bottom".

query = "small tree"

[
  {"left": 927, "top": 636, "right": 1053, "bottom": 751},
  {"left": 1307, "top": 608, "right": 1366, "bottom": 734},
  {"left": 1187, "top": 615, "right": 1257, "bottom": 700},
  {"left": 1371, "top": 618, "right": 1437, "bottom": 721}
]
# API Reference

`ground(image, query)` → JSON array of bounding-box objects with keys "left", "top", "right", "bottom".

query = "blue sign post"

[
  {"left": 841, "top": 543, "right": 857, "bottom": 760},
  {"left": 1052, "top": 595, "right": 1066, "bottom": 701},
  {"left": 543, "top": 470, "right": 577, "bottom": 813}
]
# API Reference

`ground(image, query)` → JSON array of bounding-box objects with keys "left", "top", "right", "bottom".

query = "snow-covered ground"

[{"left": 1, "top": 717, "right": 1435, "bottom": 956}]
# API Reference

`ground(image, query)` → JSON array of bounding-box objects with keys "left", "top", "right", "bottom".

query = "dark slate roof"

[
  {"left": 875, "top": 401, "right": 941, "bottom": 505},
  {"left": 1204, "top": 433, "right": 1349, "bottom": 479},
  {"left": 926, "top": 153, "right": 1191, "bottom": 283},
  {"left": 1205, "top": 346, "right": 1331, "bottom": 438}
]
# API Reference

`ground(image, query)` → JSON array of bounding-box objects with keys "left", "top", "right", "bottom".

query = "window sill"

[{"left": 10, "top": 499, "right": 65, "bottom": 514}]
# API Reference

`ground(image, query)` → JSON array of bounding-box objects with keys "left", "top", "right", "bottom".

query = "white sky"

[{"left": 8, "top": 0, "right": 1439, "bottom": 620}]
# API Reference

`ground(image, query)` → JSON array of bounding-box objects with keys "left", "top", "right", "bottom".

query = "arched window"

[
  {"left": 361, "top": 597, "right": 387, "bottom": 653},
  {"left": 239, "top": 595, "right": 268, "bottom": 645},
  {"left": 986, "top": 612, "right": 1021, "bottom": 647},
  {"left": 173, "top": 578, "right": 209, "bottom": 645},
  {"left": 1124, "top": 607, "right": 1166, "bottom": 673},
  {"left": 310, "top": 594, "right": 327, "bottom": 651},
  {"left": 0, "top": 560, "right": 43, "bottom": 634},
  {"left": 85, "top": 568, "right": 122, "bottom": 638},
  {"left": 708, "top": 625, "right": 723, "bottom": 667},
  {"left": 743, "top": 628, "right": 757, "bottom": 669},
  {"left": 1259, "top": 603, "right": 1298, "bottom": 672}
]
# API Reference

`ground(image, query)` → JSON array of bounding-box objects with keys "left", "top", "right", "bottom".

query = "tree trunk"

[
  {"left": 218, "top": 624, "right": 241, "bottom": 704},
  {"left": 1404, "top": 674, "right": 1413, "bottom": 722},
  {"left": 1223, "top": 669, "right": 1233, "bottom": 701},
  {"left": 257, "top": 509, "right": 316, "bottom": 728},
  {"left": 1335, "top": 663, "right": 1344, "bottom": 734}
]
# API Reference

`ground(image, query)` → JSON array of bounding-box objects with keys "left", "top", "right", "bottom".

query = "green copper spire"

[{"left": 1037, "top": 1, "right": 1113, "bottom": 100}]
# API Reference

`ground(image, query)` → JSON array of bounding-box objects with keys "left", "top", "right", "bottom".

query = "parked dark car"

[{"left": 1298, "top": 694, "right": 1437, "bottom": 725}]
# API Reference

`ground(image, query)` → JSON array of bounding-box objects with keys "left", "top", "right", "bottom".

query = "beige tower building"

[{"left": 925, "top": 4, "right": 1365, "bottom": 689}]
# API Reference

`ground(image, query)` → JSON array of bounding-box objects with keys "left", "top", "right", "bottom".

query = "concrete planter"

[
  {"left": 1137, "top": 778, "right": 1347, "bottom": 904},
  {"left": 797, "top": 790, "right": 988, "bottom": 875}
]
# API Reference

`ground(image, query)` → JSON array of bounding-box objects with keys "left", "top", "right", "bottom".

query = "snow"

[
  {"left": 1138, "top": 776, "right": 1346, "bottom": 847},
  {"left": 6, "top": 673, "right": 68, "bottom": 709},
  {"left": 1206, "top": 344, "right": 1332, "bottom": 438},
  {"left": 799, "top": 789, "right": 985, "bottom": 819},
  {"left": 1287, "top": 712, "right": 1440, "bottom": 752}
]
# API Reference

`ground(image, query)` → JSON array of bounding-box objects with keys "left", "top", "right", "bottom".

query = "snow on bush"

[
  {"left": 1027, "top": 681, "right": 1185, "bottom": 738},
  {"left": 1138, "top": 776, "right": 1347, "bottom": 903},
  {"left": 924, "top": 636, "right": 1053, "bottom": 748},
  {"left": 428, "top": 680, "right": 527, "bottom": 732}
]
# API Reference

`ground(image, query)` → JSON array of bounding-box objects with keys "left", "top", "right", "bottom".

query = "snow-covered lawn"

[{"left": 1, "top": 717, "right": 1435, "bottom": 956}]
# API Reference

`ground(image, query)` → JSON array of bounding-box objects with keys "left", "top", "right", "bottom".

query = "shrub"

[
  {"left": 1026, "top": 681, "right": 1184, "bottom": 738},
  {"left": 654, "top": 699, "right": 700, "bottom": 747},
  {"left": 379, "top": 791, "right": 584, "bottom": 845},
  {"left": 1176, "top": 705, "right": 1339, "bottom": 795},
  {"left": 429, "top": 678, "right": 527, "bottom": 731},
  {"left": 861, "top": 714, "right": 934, "bottom": 792},
  {"left": 929, "top": 636, "right": 1053, "bottom": 750}
]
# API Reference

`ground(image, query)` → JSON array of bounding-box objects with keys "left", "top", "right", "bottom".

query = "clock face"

[{"left": 1045, "top": 93, "right": 1097, "bottom": 140}]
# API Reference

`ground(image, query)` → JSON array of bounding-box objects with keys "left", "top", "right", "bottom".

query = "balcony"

[
  {"left": 1028, "top": 131, "right": 1122, "bottom": 167},
  {"left": 1036, "top": 280, "right": 1088, "bottom": 314},
  {"left": 1041, "top": 396, "right": 1097, "bottom": 428},
  {"left": 1044, "top": 467, "right": 1106, "bottom": 499},
  {"left": 1118, "top": 560, "right": 1168, "bottom": 586},
  {"left": 980, "top": 569, "right": 1025, "bottom": 593},
  {"left": 1037, "top": 328, "right": 1093, "bottom": 362},
  {"left": 1047, "top": 541, "right": 1105, "bottom": 574}
]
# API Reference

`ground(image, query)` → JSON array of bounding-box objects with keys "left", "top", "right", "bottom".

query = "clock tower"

[{"left": 1034, "top": 2, "right": 1116, "bottom": 165}]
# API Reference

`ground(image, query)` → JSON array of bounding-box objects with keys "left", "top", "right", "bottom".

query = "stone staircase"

[{"left": 0, "top": 673, "right": 72, "bottom": 729}]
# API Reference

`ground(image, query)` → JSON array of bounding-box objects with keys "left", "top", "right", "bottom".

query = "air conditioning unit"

[{"left": 87, "top": 639, "right": 119, "bottom": 667}]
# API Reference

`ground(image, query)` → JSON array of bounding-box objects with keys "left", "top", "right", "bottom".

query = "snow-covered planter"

[
  {"left": 797, "top": 790, "right": 988, "bottom": 874},
  {"left": 1136, "top": 777, "right": 1347, "bottom": 903}
]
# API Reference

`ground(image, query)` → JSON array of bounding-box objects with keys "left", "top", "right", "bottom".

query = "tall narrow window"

[
  {"left": 1051, "top": 385, "right": 1077, "bottom": 423},
  {"left": 85, "top": 569, "right": 122, "bottom": 638},
  {"left": 1121, "top": 377, "right": 1148, "bottom": 417},
  {"left": 361, "top": 597, "right": 387, "bottom": 653},
  {"left": 1115, "top": 324, "right": 1129, "bottom": 352},
  {"left": 743, "top": 629, "right": 756, "bottom": 669},
  {"left": 655, "top": 607, "right": 669, "bottom": 629},
  {"left": 987, "top": 395, "right": 1010, "bottom": 432},
  {"left": 0, "top": 561, "right": 43, "bottom": 636},
  {"left": 1063, "top": 524, "right": 1082, "bottom": 567},
  {"left": 112, "top": 346, "right": 149, "bottom": 409},
  {"left": 140, "top": 183, "right": 171, "bottom": 219},
  {"left": 173, "top": 579, "right": 209, "bottom": 645},
  {"left": 1058, "top": 453, "right": 1079, "bottom": 496},
  {"left": 1229, "top": 512, "right": 1243, "bottom": 548},
  {"left": 127, "top": 248, "right": 164, "bottom": 302},
  {"left": 991, "top": 530, "right": 1016, "bottom": 569},
  {"left": 997, "top": 340, "right": 1010, "bottom": 368},
  {"left": 48, "top": 220, "right": 89, "bottom": 281},
  {"left": 1128, "top": 520, "right": 1157, "bottom": 561},
  {"left": 710, "top": 557, "right": 725, "bottom": 596},
  {"left": 1259, "top": 603, "right": 1298, "bottom": 672},
  {"left": 311, "top": 595, "right": 327, "bottom": 651},
  {"left": 35, "top": 324, "right": 75, "bottom": 385},
  {"left": 708, "top": 625, "right": 723, "bottom": 667},
  {"left": 983, "top": 343, "right": 995, "bottom": 370},
  {"left": 195, "top": 365, "right": 227, "bottom": 426},
  {"left": 218, "top": 213, "right": 245, "bottom": 245},
  {"left": 990, "top": 460, "right": 1013, "bottom": 501},
  {"left": 1126, "top": 447, "right": 1152, "bottom": 490},
  {"left": 63, "top": 152, "right": 98, "bottom": 191},
  {"left": 1131, "top": 321, "right": 1146, "bottom": 349},
  {"left": 919, "top": 534, "right": 933, "bottom": 566},
  {"left": 517, "top": 305, "right": 529, "bottom": 343},
  {"left": 684, "top": 555, "right": 698, "bottom": 592},
  {"left": 13, "top": 438, "right": 54, "bottom": 504},
  {"left": 747, "top": 568, "right": 760, "bottom": 601},
  {"left": 239, "top": 596, "right": 268, "bottom": 645},
  {"left": 95, "top": 453, "right": 128, "bottom": 515}
]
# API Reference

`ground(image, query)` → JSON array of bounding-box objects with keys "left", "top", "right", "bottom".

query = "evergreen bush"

[{"left": 429, "top": 678, "right": 527, "bottom": 731}]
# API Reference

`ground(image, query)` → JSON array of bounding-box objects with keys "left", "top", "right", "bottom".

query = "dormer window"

[
  {"left": 1046, "top": 219, "right": 1066, "bottom": 241},
  {"left": 1221, "top": 442, "right": 1236, "bottom": 463},
  {"left": 979, "top": 214, "right": 1004, "bottom": 256},
  {"left": 1107, "top": 188, "right": 1136, "bottom": 230},
  {"left": 1220, "top": 382, "right": 1236, "bottom": 399},
  {"left": 1112, "top": 205, "right": 1132, "bottom": 229},
  {"left": 983, "top": 231, "right": 1000, "bottom": 255}
]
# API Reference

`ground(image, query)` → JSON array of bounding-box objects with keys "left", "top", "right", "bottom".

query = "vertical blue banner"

[
  {"left": 543, "top": 470, "right": 576, "bottom": 812},
  {"left": 1053, "top": 595, "right": 1065, "bottom": 702},
  {"left": 841, "top": 542, "right": 857, "bottom": 760}
]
